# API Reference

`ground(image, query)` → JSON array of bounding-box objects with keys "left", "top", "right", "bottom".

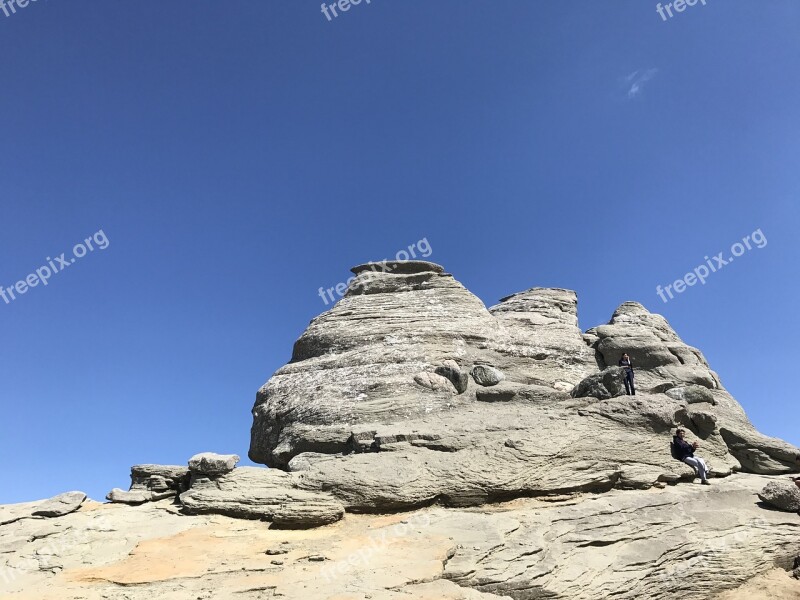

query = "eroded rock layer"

[{"left": 250, "top": 261, "right": 799, "bottom": 512}]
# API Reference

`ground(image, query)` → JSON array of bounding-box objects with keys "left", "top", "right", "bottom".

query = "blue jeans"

[{"left": 623, "top": 370, "right": 635, "bottom": 395}]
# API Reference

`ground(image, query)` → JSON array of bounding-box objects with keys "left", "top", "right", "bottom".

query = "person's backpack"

[{"left": 670, "top": 440, "right": 680, "bottom": 461}]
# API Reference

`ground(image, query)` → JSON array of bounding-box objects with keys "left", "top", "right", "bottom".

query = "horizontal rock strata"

[
  {"left": 2, "top": 475, "right": 798, "bottom": 600},
  {"left": 249, "top": 261, "right": 800, "bottom": 514}
]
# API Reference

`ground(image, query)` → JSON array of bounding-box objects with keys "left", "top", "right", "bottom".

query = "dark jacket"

[
  {"left": 673, "top": 436, "right": 695, "bottom": 461},
  {"left": 619, "top": 358, "right": 633, "bottom": 374}
]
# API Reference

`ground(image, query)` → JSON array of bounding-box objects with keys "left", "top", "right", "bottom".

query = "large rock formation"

[{"left": 249, "top": 261, "right": 799, "bottom": 513}]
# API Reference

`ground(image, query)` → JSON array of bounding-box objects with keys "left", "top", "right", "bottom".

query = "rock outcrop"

[
  {"left": 107, "top": 464, "right": 190, "bottom": 505},
  {"left": 249, "top": 261, "right": 799, "bottom": 515},
  {"left": 188, "top": 452, "right": 240, "bottom": 476},
  {"left": 179, "top": 467, "right": 344, "bottom": 527},
  {"left": 2, "top": 475, "right": 799, "bottom": 600}
]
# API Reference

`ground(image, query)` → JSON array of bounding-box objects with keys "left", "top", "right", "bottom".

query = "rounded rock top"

[{"left": 350, "top": 260, "right": 445, "bottom": 276}]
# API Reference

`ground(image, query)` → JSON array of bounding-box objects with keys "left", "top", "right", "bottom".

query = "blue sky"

[{"left": 1, "top": 1, "right": 798, "bottom": 504}]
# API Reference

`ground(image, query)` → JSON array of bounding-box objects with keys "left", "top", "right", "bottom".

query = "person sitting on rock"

[
  {"left": 618, "top": 353, "right": 635, "bottom": 395},
  {"left": 673, "top": 428, "right": 711, "bottom": 485}
]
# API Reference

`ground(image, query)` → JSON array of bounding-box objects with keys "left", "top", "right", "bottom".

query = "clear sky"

[{"left": 1, "top": 1, "right": 798, "bottom": 504}]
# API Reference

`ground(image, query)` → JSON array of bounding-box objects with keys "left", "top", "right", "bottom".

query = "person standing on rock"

[
  {"left": 619, "top": 353, "right": 635, "bottom": 395},
  {"left": 673, "top": 428, "right": 711, "bottom": 485}
]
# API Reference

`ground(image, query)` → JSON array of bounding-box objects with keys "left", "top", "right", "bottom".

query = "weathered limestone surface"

[
  {"left": 250, "top": 262, "right": 799, "bottom": 512},
  {"left": 107, "top": 464, "right": 190, "bottom": 505},
  {"left": 188, "top": 452, "right": 240, "bottom": 475},
  {"left": 2, "top": 475, "right": 799, "bottom": 600},
  {"left": 179, "top": 467, "right": 344, "bottom": 527}
]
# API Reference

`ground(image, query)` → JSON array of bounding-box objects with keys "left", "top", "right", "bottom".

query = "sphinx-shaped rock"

[
  {"left": 249, "top": 262, "right": 800, "bottom": 514},
  {"left": 250, "top": 260, "right": 503, "bottom": 467}
]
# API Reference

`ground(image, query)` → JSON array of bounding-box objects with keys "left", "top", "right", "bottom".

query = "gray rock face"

[
  {"left": 179, "top": 467, "right": 344, "bottom": 527},
  {"left": 249, "top": 261, "right": 800, "bottom": 511},
  {"left": 571, "top": 366, "right": 627, "bottom": 399},
  {"left": 758, "top": 480, "right": 800, "bottom": 512},
  {"left": 188, "top": 452, "right": 240, "bottom": 475},
  {"left": 107, "top": 464, "right": 190, "bottom": 505},
  {"left": 30, "top": 492, "right": 86, "bottom": 518},
  {"left": 106, "top": 488, "right": 175, "bottom": 505},
  {"left": 250, "top": 262, "right": 504, "bottom": 467},
  {"left": 487, "top": 287, "right": 598, "bottom": 388},
  {"left": 130, "top": 464, "right": 190, "bottom": 492},
  {"left": 470, "top": 365, "right": 505, "bottom": 386},
  {"left": 589, "top": 301, "right": 719, "bottom": 389}
]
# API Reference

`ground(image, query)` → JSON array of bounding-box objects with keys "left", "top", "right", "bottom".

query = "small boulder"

[
  {"left": 649, "top": 382, "right": 677, "bottom": 394},
  {"left": 757, "top": 480, "right": 800, "bottom": 512},
  {"left": 435, "top": 360, "right": 469, "bottom": 394},
  {"left": 471, "top": 365, "right": 505, "bottom": 387},
  {"left": 571, "top": 367, "right": 626, "bottom": 400},
  {"left": 188, "top": 453, "right": 240, "bottom": 475},
  {"left": 666, "top": 385, "right": 717, "bottom": 405},
  {"left": 107, "top": 488, "right": 152, "bottom": 504},
  {"left": 413, "top": 372, "right": 457, "bottom": 393},
  {"left": 32, "top": 491, "right": 86, "bottom": 517},
  {"left": 675, "top": 406, "right": 718, "bottom": 435}
]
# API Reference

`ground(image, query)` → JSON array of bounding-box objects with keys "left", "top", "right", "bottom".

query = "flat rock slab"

[
  {"left": 0, "top": 500, "right": 44, "bottom": 525},
  {"left": 179, "top": 467, "right": 344, "bottom": 527},
  {"left": 30, "top": 491, "right": 86, "bottom": 518},
  {"left": 106, "top": 488, "right": 176, "bottom": 505}
]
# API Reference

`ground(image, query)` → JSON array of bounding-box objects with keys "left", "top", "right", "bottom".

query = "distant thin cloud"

[{"left": 624, "top": 68, "right": 658, "bottom": 99}]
